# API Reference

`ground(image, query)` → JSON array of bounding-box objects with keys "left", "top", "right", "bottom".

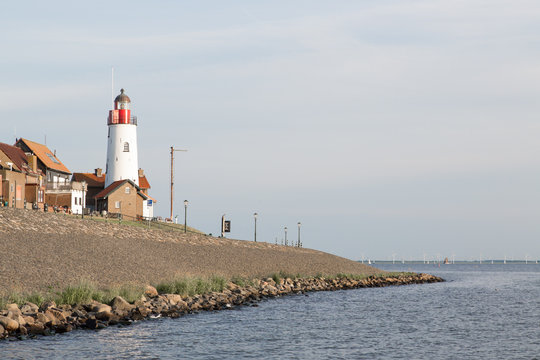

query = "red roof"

[
  {"left": 72, "top": 172, "right": 150, "bottom": 189},
  {"left": 72, "top": 173, "right": 106, "bottom": 187},
  {"left": 16, "top": 138, "right": 71, "bottom": 174},
  {"left": 95, "top": 179, "right": 149, "bottom": 202},
  {"left": 0, "top": 142, "right": 29, "bottom": 172},
  {"left": 95, "top": 180, "right": 130, "bottom": 199},
  {"left": 139, "top": 175, "right": 150, "bottom": 189}
]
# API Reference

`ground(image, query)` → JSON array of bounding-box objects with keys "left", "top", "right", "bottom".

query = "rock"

[
  {"left": 85, "top": 318, "right": 99, "bottom": 329},
  {"left": 145, "top": 285, "right": 158, "bottom": 298},
  {"left": 95, "top": 311, "right": 118, "bottom": 322},
  {"left": 27, "top": 323, "right": 45, "bottom": 335},
  {"left": 21, "top": 302, "right": 39, "bottom": 315},
  {"left": 93, "top": 304, "right": 112, "bottom": 313},
  {"left": 11, "top": 313, "right": 26, "bottom": 327},
  {"left": 0, "top": 315, "right": 19, "bottom": 332},
  {"left": 39, "top": 301, "right": 57, "bottom": 312},
  {"left": 164, "top": 294, "right": 183, "bottom": 306},
  {"left": 130, "top": 306, "right": 151, "bottom": 321},
  {"left": 36, "top": 312, "right": 50, "bottom": 325},
  {"left": 54, "top": 323, "right": 73, "bottom": 334},
  {"left": 0, "top": 324, "right": 4, "bottom": 336},
  {"left": 111, "top": 296, "right": 134, "bottom": 312},
  {"left": 18, "top": 325, "right": 28, "bottom": 335},
  {"left": 23, "top": 316, "right": 35, "bottom": 325},
  {"left": 6, "top": 303, "right": 21, "bottom": 315},
  {"left": 45, "top": 309, "right": 66, "bottom": 325}
]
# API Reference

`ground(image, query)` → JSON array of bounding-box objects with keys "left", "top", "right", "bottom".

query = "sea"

[{"left": 1, "top": 263, "right": 539, "bottom": 359}]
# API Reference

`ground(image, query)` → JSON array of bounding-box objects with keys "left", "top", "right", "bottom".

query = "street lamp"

[
  {"left": 253, "top": 212, "right": 258, "bottom": 242},
  {"left": 184, "top": 200, "right": 188, "bottom": 233},
  {"left": 297, "top": 222, "right": 301, "bottom": 247},
  {"left": 284, "top": 226, "right": 288, "bottom": 246}
]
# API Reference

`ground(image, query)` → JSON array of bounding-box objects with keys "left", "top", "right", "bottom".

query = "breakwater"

[{"left": 0, "top": 273, "right": 443, "bottom": 340}]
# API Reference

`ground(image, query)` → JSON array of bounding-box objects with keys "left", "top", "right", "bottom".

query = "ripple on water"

[{"left": 1, "top": 264, "right": 540, "bottom": 359}]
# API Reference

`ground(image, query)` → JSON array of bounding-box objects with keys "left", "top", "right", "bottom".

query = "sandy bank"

[{"left": 0, "top": 208, "right": 379, "bottom": 294}]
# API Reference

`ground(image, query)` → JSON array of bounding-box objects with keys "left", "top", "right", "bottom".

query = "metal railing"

[
  {"left": 45, "top": 183, "right": 73, "bottom": 191},
  {"left": 107, "top": 115, "right": 138, "bottom": 125},
  {"left": 89, "top": 211, "right": 202, "bottom": 234}
]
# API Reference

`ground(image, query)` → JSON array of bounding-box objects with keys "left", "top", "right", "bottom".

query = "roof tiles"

[{"left": 17, "top": 138, "right": 71, "bottom": 174}]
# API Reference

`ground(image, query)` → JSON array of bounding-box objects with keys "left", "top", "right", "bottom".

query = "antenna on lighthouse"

[{"left": 111, "top": 67, "right": 115, "bottom": 110}]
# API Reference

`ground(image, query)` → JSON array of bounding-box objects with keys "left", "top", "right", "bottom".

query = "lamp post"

[
  {"left": 253, "top": 212, "right": 258, "bottom": 242},
  {"left": 284, "top": 226, "right": 288, "bottom": 246},
  {"left": 297, "top": 222, "right": 301, "bottom": 247},
  {"left": 184, "top": 200, "right": 188, "bottom": 233}
]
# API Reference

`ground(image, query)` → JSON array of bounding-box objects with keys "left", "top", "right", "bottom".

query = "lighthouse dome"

[{"left": 115, "top": 88, "right": 131, "bottom": 104}]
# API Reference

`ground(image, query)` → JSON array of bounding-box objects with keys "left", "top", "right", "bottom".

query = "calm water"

[{"left": 2, "top": 264, "right": 540, "bottom": 359}]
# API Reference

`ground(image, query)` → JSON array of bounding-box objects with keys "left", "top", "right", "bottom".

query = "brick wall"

[{"left": 106, "top": 182, "right": 139, "bottom": 219}]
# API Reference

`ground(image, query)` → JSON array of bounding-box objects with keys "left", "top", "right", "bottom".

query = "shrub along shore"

[{"left": 0, "top": 272, "right": 443, "bottom": 340}]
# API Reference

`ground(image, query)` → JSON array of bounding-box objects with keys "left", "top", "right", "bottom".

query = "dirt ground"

[{"left": 0, "top": 208, "right": 380, "bottom": 294}]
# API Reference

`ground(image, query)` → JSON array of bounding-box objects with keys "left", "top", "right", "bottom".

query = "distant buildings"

[
  {"left": 0, "top": 142, "right": 44, "bottom": 209},
  {"left": 0, "top": 88, "right": 155, "bottom": 219}
]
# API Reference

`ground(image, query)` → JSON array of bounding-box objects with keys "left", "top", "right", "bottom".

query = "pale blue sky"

[{"left": 1, "top": 1, "right": 540, "bottom": 260}]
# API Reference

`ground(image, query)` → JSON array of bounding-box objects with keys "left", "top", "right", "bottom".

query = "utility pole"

[{"left": 170, "top": 146, "right": 187, "bottom": 221}]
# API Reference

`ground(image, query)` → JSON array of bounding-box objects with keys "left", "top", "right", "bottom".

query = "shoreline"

[{"left": 0, "top": 273, "right": 444, "bottom": 340}]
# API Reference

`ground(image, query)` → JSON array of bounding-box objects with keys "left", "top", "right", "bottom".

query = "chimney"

[
  {"left": 27, "top": 154, "right": 37, "bottom": 173},
  {"left": 138, "top": 168, "right": 144, "bottom": 178},
  {"left": 95, "top": 168, "right": 103, "bottom": 177}
]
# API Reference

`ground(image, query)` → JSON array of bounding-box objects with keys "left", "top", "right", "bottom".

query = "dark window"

[
  {"left": 46, "top": 152, "right": 61, "bottom": 164},
  {"left": 123, "top": 142, "right": 129, "bottom": 152}
]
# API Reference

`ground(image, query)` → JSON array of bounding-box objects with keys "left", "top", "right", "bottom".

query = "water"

[{"left": 2, "top": 264, "right": 540, "bottom": 359}]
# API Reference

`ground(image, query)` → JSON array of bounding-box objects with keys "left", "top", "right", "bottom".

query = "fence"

[{"left": 83, "top": 211, "right": 202, "bottom": 235}]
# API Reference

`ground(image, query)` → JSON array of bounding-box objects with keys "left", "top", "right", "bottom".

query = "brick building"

[
  {"left": 95, "top": 179, "right": 151, "bottom": 220},
  {"left": 0, "top": 142, "right": 44, "bottom": 209}
]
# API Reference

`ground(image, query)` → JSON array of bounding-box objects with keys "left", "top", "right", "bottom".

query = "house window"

[
  {"left": 125, "top": 187, "right": 130, "bottom": 194},
  {"left": 115, "top": 201, "right": 120, "bottom": 209},
  {"left": 123, "top": 142, "right": 130, "bottom": 152},
  {"left": 46, "top": 152, "right": 61, "bottom": 164}
]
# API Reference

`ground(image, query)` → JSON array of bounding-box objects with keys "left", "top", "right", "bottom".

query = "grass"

[
  {"left": 0, "top": 281, "right": 146, "bottom": 309},
  {"left": 230, "top": 276, "right": 256, "bottom": 287},
  {"left": 84, "top": 215, "right": 206, "bottom": 235},
  {"left": 154, "top": 275, "right": 227, "bottom": 297},
  {"left": 270, "top": 271, "right": 303, "bottom": 283},
  {"left": 0, "top": 272, "right": 420, "bottom": 310}
]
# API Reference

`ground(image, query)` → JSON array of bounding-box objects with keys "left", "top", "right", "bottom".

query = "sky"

[{"left": 1, "top": 0, "right": 540, "bottom": 261}]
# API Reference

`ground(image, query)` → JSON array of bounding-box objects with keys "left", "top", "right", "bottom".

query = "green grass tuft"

[
  {"left": 57, "top": 280, "right": 100, "bottom": 305},
  {"left": 155, "top": 275, "right": 227, "bottom": 297}
]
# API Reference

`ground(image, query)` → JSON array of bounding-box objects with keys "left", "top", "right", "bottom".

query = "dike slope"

[{"left": 0, "top": 208, "right": 380, "bottom": 295}]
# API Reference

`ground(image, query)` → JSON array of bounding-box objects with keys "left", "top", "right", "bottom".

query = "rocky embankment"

[{"left": 0, "top": 273, "right": 443, "bottom": 340}]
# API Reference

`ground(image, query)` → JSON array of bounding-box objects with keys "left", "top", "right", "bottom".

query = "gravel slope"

[{"left": 0, "top": 208, "right": 380, "bottom": 294}]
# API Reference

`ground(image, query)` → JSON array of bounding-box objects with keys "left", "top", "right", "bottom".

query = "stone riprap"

[
  {"left": 0, "top": 208, "right": 382, "bottom": 294},
  {"left": 0, "top": 273, "right": 443, "bottom": 340}
]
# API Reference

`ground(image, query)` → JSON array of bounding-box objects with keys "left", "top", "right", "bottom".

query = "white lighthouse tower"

[{"left": 105, "top": 88, "right": 139, "bottom": 187}]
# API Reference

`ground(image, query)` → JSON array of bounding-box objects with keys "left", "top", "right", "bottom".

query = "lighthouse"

[{"left": 105, "top": 89, "right": 139, "bottom": 187}]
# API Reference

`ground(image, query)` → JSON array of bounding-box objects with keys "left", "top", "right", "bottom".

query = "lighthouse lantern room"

[{"left": 105, "top": 89, "right": 139, "bottom": 188}]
